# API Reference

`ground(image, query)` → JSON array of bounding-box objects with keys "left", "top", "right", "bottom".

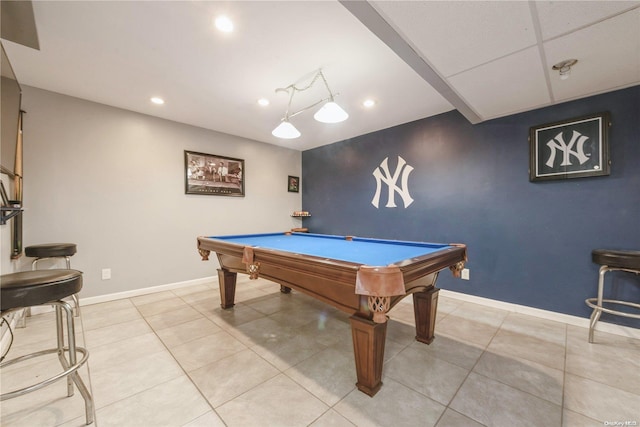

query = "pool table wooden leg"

[
  {"left": 217, "top": 268, "right": 237, "bottom": 309},
  {"left": 349, "top": 315, "right": 387, "bottom": 397},
  {"left": 413, "top": 287, "right": 439, "bottom": 344}
]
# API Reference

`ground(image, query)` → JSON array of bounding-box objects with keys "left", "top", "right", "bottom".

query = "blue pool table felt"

[{"left": 210, "top": 233, "right": 450, "bottom": 266}]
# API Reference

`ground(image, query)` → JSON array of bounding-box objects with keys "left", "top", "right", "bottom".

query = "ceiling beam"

[
  {"left": 1, "top": 0, "right": 39, "bottom": 50},
  {"left": 340, "top": 0, "right": 482, "bottom": 124}
]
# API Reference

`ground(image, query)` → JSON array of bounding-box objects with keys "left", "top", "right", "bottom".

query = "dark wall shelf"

[{"left": 1, "top": 206, "right": 22, "bottom": 225}]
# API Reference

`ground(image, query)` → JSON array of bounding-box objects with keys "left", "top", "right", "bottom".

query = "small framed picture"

[
  {"left": 529, "top": 112, "right": 611, "bottom": 182},
  {"left": 185, "top": 150, "right": 244, "bottom": 196},
  {"left": 288, "top": 176, "right": 299, "bottom": 193}
]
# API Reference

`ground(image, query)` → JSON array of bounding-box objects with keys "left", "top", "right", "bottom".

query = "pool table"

[{"left": 197, "top": 232, "right": 467, "bottom": 396}]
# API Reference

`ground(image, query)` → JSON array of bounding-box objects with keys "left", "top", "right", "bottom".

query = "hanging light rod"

[{"left": 272, "top": 69, "right": 348, "bottom": 139}]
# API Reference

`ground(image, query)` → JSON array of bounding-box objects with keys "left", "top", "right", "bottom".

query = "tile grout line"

[
  {"left": 169, "top": 290, "right": 240, "bottom": 426},
  {"left": 10, "top": 283, "right": 638, "bottom": 427},
  {"left": 132, "top": 293, "right": 226, "bottom": 427},
  {"left": 435, "top": 310, "right": 505, "bottom": 426}
]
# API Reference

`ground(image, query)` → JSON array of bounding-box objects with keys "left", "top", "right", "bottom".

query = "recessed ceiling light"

[
  {"left": 363, "top": 99, "right": 376, "bottom": 108},
  {"left": 214, "top": 15, "right": 234, "bottom": 33},
  {"left": 257, "top": 98, "right": 270, "bottom": 107},
  {"left": 150, "top": 97, "right": 165, "bottom": 105}
]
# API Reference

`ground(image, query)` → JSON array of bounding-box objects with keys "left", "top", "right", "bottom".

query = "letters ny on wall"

[
  {"left": 529, "top": 112, "right": 611, "bottom": 182},
  {"left": 371, "top": 156, "right": 414, "bottom": 209}
]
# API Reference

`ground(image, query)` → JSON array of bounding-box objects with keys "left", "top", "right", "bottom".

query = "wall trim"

[
  {"left": 80, "top": 277, "right": 637, "bottom": 340},
  {"left": 27, "top": 276, "right": 216, "bottom": 316},
  {"left": 80, "top": 276, "right": 217, "bottom": 306},
  {"left": 6, "top": 277, "right": 638, "bottom": 343},
  {"left": 438, "top": 289, "right": 640, "bottom": 340}
]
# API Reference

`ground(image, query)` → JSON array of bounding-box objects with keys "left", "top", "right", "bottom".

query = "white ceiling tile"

[
  {"left": 544, "top": 8, "right": 640, "bottom": 102},
  {"left": 372, "top": 0, "right": 537, "bottom": 76},
  {"left": 535, "top": 0, "right": 640, "bottom": 40},
  {"left": 4, "top": 0, "right": 449, "bottom": 151},
  {"left": 3, "top": 1, "right": 638, "bottom": 149},
  {"left": 448, "top": 47, "right": 551, "bottom": 120}
]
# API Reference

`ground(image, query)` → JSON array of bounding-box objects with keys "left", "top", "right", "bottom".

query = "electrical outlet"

[
  {"left": 101, "top": 268, "right": 111, "bottom": 280},
  {"left": 461, "top": 268, "right": 470, "bottom": 280}
]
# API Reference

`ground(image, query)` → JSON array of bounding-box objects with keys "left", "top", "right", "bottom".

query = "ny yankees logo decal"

[{"left": 371, "top": 156, "right": 414, "bottom": 209}]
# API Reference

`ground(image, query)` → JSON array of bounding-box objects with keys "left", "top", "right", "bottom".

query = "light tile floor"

[{"left": 2, "top": 276, "right": 639, "bottom": 427}]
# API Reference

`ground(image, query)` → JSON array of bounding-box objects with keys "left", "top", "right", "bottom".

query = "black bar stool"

[
  {"left": 586, "top": 249, "right": 640, "bottom": 343},
  {"left": 1, "top": 269, "right": 94, "bottom": 425},
  {"left": 26, "top": 243, "right": 77, "bottom": 270},
  {"left": 25, "top": 243, "right": 80, "bottom": 318}
]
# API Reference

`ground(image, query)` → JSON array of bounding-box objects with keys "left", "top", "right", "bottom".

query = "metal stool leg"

[
  {"left": 60, "top": 300, "right": 94, "bottom": 424},
  {"left": 63, "top": 256, "right": 81, "bottom": 317},
  {"left": 586, "top": 264, "right": 640, "bottom": 343},
  {"left": 17, "top": 258, "right": 44, "bottom": 327},
  {"left": 16, "top": 309, "right": 28, "bottom": 328},
  {"left": 31, "top": 256, "right": 81, "bottom": 317},
  {"left": 1, "top": 301, "right": 95, "bottom": 425},
  {"left": 15, "top": 254, "right": 39, "bottom": 329},
  {"left": 56, "top": 304, "right": 74, "bottom": 396},
  {"left": 588, "top": 265, "right": 607, "bottom": 343},
  {"left": 71, "top": 294, "right": 81, "bottom": 317}
]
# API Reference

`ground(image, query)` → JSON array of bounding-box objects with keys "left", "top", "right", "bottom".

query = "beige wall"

[{"left": 2, "top": 86, "right": 301, "bottom": 298}]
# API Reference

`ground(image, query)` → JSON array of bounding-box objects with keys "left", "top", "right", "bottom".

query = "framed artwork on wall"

[
  {"left": 288, "top": 176, "right": 299, "bottom": 193},
  {"left": 184, "top": 150, "right": 244, "bottom": 196},
  {"left": 529, "top": 112, "right": 611, "bottom": 182}
]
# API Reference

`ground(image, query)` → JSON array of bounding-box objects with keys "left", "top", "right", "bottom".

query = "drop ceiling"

[{"left": 2, "top": 1, "right": 639, "bottom": 151}]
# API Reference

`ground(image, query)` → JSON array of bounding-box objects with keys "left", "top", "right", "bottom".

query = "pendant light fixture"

[
  {"left": 272, "top": 69, "right": 348, "bottom": 139},
  {"left": 314, "top": 100, "right": 349, "bottom": 123},
  {"left": 271, "top": 120, "right": 301, "bottom": 139}
]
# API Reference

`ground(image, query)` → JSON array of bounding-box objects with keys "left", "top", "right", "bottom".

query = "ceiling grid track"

[
  {"left": 339, "top": 0, "right": 483, "bottom": 125},
  {"left": 528, "top": 0, "right": 555, "bottom": 104}
]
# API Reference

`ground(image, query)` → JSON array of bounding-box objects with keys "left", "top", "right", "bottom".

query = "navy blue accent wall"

[{"left": 302, "top": 86, "right": 640, "bottom": 325}]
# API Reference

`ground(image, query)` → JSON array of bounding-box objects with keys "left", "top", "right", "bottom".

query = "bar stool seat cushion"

[
  {"left": 1, "top": 270, "right": 83, "bottom": 311},
  {"left": 25, "top": 243, "right": 77, "bottom": 259},
  {"left": 592, "top": 249, "right": 640, "bottom": 270}
]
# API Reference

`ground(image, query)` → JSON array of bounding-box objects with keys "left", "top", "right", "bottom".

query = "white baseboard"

[
  {"left": 26, "top": 276, "right": 217, "bottom": 316},
  {"left": 80, "top": 278, "right": 638, "bottom": 340},
  {"left": 80, "top": 276, "right": 217, "bottom": 306},
  {"left": 6, "top": 276, "right": 639, "bottom": 341},
  {"left": 438, "top": 289, "right": 640, "bottom": 340}
]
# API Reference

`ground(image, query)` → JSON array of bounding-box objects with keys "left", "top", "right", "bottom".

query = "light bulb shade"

[
  {"left": 314, "top": 101, "right": 348, "bottom": 123},
  {"left": 272, "top": 120, "right": 301, "bottom": 139}
]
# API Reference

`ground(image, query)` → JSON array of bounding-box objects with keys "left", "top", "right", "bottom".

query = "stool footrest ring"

[
  {"left": 585, "top": 298, "right": 640, "bottom": 320},
  {"left": 0, "top": 346, "right": 90, "bottom": 401}
]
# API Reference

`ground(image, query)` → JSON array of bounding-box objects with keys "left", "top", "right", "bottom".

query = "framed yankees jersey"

[{"left": 529, "top": 112, "right": 611, "bottom": 182}]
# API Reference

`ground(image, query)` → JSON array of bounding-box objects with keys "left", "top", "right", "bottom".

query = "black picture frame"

[
  {"left": 529, "top": 112, "right": 611, "bottom": 182},
  {"left": 288, "top": 175, "right": 299, "bottom": 193},
  {"left": 185, "top": 150, "right": 244, "bottom": 196}
]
